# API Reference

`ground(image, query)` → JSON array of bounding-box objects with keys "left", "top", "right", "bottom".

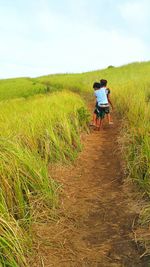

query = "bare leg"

[
  {"left": 93, "top": 113, "right": 97, "bottom": 126},
  {"left": 107, "top": 113, "right": 113, "bottom": 124},
  {"left": 97, "top": 118, "right": 103, "bottom": 130},
  {"left": 90, "top": 113, "right": 97, "bottom": 126}
]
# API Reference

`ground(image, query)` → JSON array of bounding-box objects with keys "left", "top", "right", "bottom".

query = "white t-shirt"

[{"left": 94, "top": 87, "right": 108, "bottom": 105}]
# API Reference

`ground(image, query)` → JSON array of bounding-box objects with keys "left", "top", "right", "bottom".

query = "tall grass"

[
  {"left": 111, "top": 72, "right": 150, "bottom": 254},
  {"left": 0, "top": 91, "right": 89, "bottom": 266},
  {"left": 0, "top": 92, "right": 89, "bottom": 161},
  {"left": 0, "top": 188, "right": 29, "bottom": 266},
  {"left": 0, "top": 214, "right": 28, "bottom": 266},
  {"left": 111, "top": 75, "right": 150, "bottom": 194}
]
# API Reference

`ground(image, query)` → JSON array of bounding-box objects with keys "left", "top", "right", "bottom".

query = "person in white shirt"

[
  {"left": 100, "top": 79, "right": 113, "bottom": 125},
  {"left": 93, "top": 79, "right": 113, "bottom": 130}
]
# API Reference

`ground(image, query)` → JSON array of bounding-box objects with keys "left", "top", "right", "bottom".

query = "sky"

[{"left": 0, "top": 0, "right": 150, "bottom": 78}]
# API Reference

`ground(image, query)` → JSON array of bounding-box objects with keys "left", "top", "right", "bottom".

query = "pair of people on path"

[{"left": 92, "top": 79, "right": 113, "bottom": 130}]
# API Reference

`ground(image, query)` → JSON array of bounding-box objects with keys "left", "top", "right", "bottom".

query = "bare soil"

[{"left": 31, "top": 117, "right": 149, "bottom": 267}]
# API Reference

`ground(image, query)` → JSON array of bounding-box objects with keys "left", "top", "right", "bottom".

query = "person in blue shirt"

[{"left": 92, "top": 79, "right": 113, "bottom": 130}]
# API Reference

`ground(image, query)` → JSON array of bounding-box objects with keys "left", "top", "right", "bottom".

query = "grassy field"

[
  {"left": 0, "top": 61, "right": 150, "bottom": 264},
  {"left": 0, "top": 77, "right": 47, "bottom": 100}
]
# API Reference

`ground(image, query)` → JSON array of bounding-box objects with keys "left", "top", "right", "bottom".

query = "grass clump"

[{"left": 0, "top": 91, "right": 89, "bottom": 163}]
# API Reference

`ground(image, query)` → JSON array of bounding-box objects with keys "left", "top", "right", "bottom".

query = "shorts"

[{"left": 94, "top": 103, "right": 110, "bottom": 119}]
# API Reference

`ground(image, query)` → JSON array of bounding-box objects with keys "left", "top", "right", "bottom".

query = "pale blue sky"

[{"left": 0, "top": 0, "right": 149, "bottom": 78}]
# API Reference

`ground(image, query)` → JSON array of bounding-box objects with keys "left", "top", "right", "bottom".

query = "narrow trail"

[{"left": 31, "top": 117, "right": 147, "bottom": 267}]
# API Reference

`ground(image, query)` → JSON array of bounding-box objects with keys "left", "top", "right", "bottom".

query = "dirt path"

[{"left": 31, "top": 118, "right": 148, "bottom": 267}]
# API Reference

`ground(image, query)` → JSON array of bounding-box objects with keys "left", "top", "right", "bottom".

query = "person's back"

[
  {"left": 100, "top": 79, "right": 113, "bottom": 125},
  {"left": 94, "top": 87, "right": 109, "bottom": 106}
]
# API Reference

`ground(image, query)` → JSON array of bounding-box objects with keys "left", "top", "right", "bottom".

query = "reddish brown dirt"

[{"left": 31, "top": 119, "right": 148, "bottom": 267}]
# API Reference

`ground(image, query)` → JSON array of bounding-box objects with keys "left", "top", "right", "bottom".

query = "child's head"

[
  {"left": 93, "top": 82, "right": 100, "bottom": 90},
  {"left": 100, "top": 79, "right": 107, "bottom": 87}
]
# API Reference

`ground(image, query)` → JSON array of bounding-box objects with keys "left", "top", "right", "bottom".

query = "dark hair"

[
  {"left": 100, "top": 79, "right": 107, "bottom": 87},
  {"left": 93, "top": 82, "right": 100, "bottom": 89}
]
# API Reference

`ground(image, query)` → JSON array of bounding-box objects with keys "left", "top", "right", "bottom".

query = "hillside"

[{"left": 0, "top": 61, "right": 150, "bottom": 100}]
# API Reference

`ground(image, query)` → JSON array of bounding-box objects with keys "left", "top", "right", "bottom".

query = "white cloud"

[
  {"left": 0, "top": 63, "right": 49, "bottom": 78},
  {"left": 0, "top": 25, "right": 147, "bottom": 78},
  {"left": 119, "top": 0, "right": 150, "bottom": 26}
]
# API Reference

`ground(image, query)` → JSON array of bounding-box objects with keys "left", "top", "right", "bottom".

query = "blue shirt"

[{"left": 94, "top": 87, "right": 108, "bottom": 105}]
